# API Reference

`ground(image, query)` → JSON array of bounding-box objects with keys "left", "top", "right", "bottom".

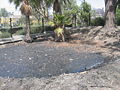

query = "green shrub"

[
  {"left": 53, "top": 14, "right": 71, "bottom": 27},
  {"left": 0, "top": 32, "right": 11, "bottom": 38},
  {"left": 44, "top": 26, "right": 54, "bottom": 31},
  {"left": 116, "top": 18, "right": 120, "bottom": 25},
  {"left": 30, "top": 25, "right": 54, "bottom": 33},
  {"left": 91, "top": 17, "right": 105, "bottom": 26},
  {"left": 15, "top": 29, "right": 25, "bottom": 35},
  {"left": 116, "top": 8, "right": 120, "bottom": 26},
  {"left": 48, "top": 21, "right": 55, "bottom": 26},
  {"left": 0, "top": 31, "right": 2, "bottom": 34},
  {"left": 0, "top": 28, "right": 9, "bottom": 32},
  {"left": 14, "top": 26, "right": 54, "bottom": 35},
  {"left": 15, "top": 26, "right": 41, "bottom": 35},
  {"left": 54, "top": 27, "right": 64, "bottom": 36},
  {"left": 31, "top": 26, "right": 41, "bottom": 34}
]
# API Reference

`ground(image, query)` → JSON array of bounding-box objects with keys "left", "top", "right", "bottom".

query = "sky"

[
  {"left": 0, "top": 0, "right": 105, "bottom": 15},
  {"left": 0, "top": 0, "right": 21, "bottom": 15},
  {"left": 77, "top": 0, "right": 105, "bottom": 9}
]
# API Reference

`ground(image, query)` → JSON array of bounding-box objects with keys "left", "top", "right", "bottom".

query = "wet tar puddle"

[{"left": 0, "top": 45, "right": 105, "bottom": 78}]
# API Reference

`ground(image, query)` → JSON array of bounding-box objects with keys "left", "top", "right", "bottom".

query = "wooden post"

[
  {"left": 74, "top": 14, "right": 77, "bottom": 27},
  {"left": 42, "top": 17, "right": 45, "bottom": 33},
  {"left": 9, "top": 18, "right": 12, "bottom": 38}
]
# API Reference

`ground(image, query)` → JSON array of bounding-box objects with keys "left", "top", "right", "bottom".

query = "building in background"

[
  {"left": 0, "top": 15, "right": 22, "bottom": 28},
  {"left": 92, "top": 8, "right": 104, "bottom": 19}
]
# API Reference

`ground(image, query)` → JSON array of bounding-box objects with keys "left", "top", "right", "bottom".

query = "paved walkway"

[{"left": 0, "top": 35, "right": 24, "bottom": 45}]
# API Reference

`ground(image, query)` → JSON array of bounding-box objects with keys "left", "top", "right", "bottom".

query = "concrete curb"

[{"left": 0, "top": 35, "right": 24, "bottom": 45}]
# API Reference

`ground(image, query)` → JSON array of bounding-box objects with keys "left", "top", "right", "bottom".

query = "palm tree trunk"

[
  {"left": 53, "top": 0, "right": 62, "bottom": 14},
  {"left": 24, "top": 15, "right": 32, "bottom": 42},
  {"left": 104, "top": 0, "right": 117, "bottom": 30}
]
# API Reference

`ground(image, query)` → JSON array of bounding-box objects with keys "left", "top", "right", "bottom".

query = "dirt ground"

[
  {"left": 0, "top": 26, "right": 120, "bottom": 90},
  {"left": 0, "top": 39, "right": 119, "bottom": 90}
]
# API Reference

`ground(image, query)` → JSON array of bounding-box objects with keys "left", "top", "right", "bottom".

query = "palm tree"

[
  {"left": 54, "top": 0, "right": 71, "bottom": 14},
  {"left": 31, "top": 0, "right": 46, "bottom": 17},
  {"left": 44, "top": 0, "right": 70, "bottom": 14},
  {"left": 9, "top": 0, "right": 32, "bottom": 42},
  {"left": 9, "top": 0, "right": 22, "bottom": 8},
  {"left": 53, "top": 0, "right": 62, "bottom": 14},
  {"left": 20, "top": 0, "right": 32, "bottom": 42}
]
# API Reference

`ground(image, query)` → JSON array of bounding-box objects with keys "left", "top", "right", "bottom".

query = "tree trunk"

[
  {"left": 24, "top": 15, "right": 32, "bottom": 42},
  {"left": 104, "top": 0, "right": 117, "bottom": 30},
  {"left": 42, "top": 17, "right": 45, "bottom": 33},
  {"left": 37, "top": 18, "right": 40, "bottom": 24},
  {"left": 37, "top": 14, "right": 41, "bottom": 24},
  {"left": 9, "top": 18, "right": 12, "bottom": 38},
  {"left": 53, "top": 0, "right": 62, "bottom": 14},
  {"left": 88, "top": 13, "right": 91, "bottom": 26}
]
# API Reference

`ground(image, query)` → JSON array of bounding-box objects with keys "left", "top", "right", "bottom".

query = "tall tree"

[
  {"left": 63, "top": 0, "right": 79, "bottom": 26},
  {"left": 20, "top": 0, "right": 32, "bottom": 42},
  {"left": 104, "top": 0, "right": 118, "bottom": 30},
  {"left": 9, "top": 0, "right": 22, "bottom": 8},
  {"left": 31, "top": 0, "right": 49, "bottom": 19},
  {"left": 9, "top": 0, "right": 32, "bottom": 42},
  {"left": 53, "top": 0, "right": 62, "bottom": 14},
  {"left": 80, "top": 1, "right": 91, "bottom": 26},
  {"left": 45, "top": 0, "right": 70, "bottom": 14},
  {"left": 0, "top": 8, "right": 9, "bottom": 17}
]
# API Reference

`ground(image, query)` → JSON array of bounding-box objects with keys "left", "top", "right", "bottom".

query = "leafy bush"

[
  {"left": 53, "top": 14, "right": 71, "bottom": 41},
  {"left": 9, "top": 27, "right": 23, "bottom": 34},
  {"left": 0, "top": 32, "right": 11, "bottom": 38},
  {"left": 15, "top": 29, "right": 25, "bottom": 35},
  {"left": 15, "top": 26, "right": 41, "bottom": 35},
  {"left": 44, "top": 26, "right": 55, "bottom": 31},
  {"left": 15, "top": 26, "right": 54, "bottom": 35},
  {"left": 91, "top": 17, "right": 105, "bottom": 26},
  {"left": 54, "top": 14, "right": 65, "bottom": 26},
  {"left": 31, "top": 26, "right": 41, "bottom": 34},
  {"left": 0, "top": 31, "right": 2, "bottom": 34},
  {"left": 116, "top": 18, "right": 120, "bottom": 25},
  {"left": 116, "top": 8, "right": 120, "bottom": 25},
  {"left": 31, "top": 25, "right": 54, "bottom": 34},
  {"left": 53, "top": 14, "right": 71, "bottom": 27},
  {"left": 0, "top": 28, "right": 9, "bottom": 32},
  {"left": 54, "top": 27, "right": 64, "bottom": 37},
  {"left": 48, "top": 21, "right": 55, "bottom": 26}
]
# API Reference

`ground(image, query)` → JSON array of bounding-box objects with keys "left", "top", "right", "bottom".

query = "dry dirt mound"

[{"left": 69, "top": 26, "right": 120, "bottom": 47}]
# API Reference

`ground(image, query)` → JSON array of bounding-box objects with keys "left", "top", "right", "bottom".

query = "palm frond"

[
  {"left": 20, "top": 2, "right": 32, "bottom": 15},
  {"left": 9, "top": 0, "right": 22, "bottom": 8}
]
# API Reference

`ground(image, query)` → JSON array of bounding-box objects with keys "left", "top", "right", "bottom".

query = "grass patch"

[
  {"left": 15, "top": 29, "right": 25, "bottom": 35},
  {"left": 31, "top": 26, "right": 41, "bottom": 34},
  {"left": 0, "top": 32, "right": 11, "bottom": 38}
]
